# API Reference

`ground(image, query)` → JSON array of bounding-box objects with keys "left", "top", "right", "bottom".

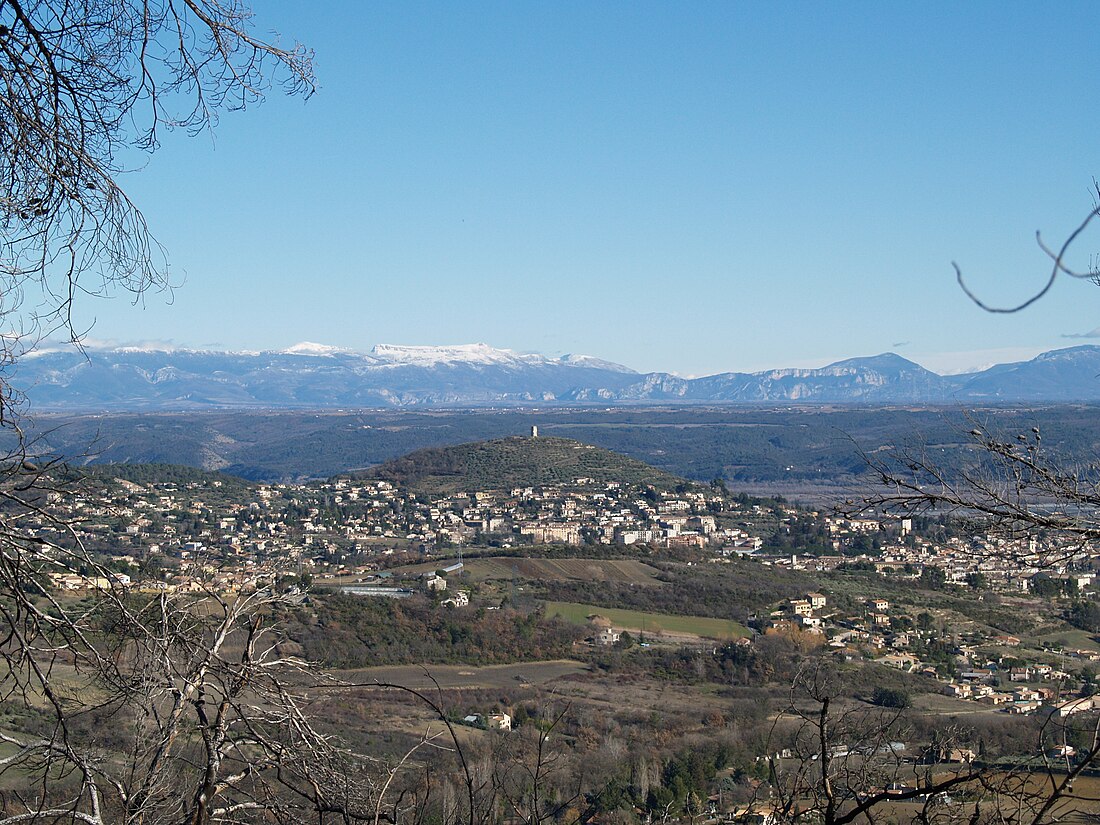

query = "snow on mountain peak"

[
  {"left": 367, "top": 344, "right": 638, "bottom": 372},
  {"left": 370, "top": 343, "right": 544, "bottom": 367},
  {"left": 282, "top": 341, "right": 347, "bottom": 356},
  {"left": 558, "top": 354, "right": 637, "bottom": 373}
]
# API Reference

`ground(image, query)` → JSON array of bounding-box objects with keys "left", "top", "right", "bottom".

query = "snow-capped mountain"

[
  {"left": 369, "top": 343, "right": 555, "bottom": 368},
  {"left": 10, "top": 343, "right": 1100, "bottom": 410},
  {"left": 10, "top": 343, "right": 640, "bottom": 409},
  {"left": 281, "top": 341, "right": 352, "bottom": 357}
]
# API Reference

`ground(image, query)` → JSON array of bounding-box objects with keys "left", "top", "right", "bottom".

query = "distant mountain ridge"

[{"left": 11, "top": 342, "right": 1100, "bottom": 409}]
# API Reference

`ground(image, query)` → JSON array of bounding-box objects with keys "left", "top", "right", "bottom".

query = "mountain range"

[{"left": 10, "top": 342, "right": 1100, "bottom": 410}]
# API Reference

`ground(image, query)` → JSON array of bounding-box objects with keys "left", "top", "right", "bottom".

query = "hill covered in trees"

[{"left": 365, "top": 435, "right": 686, "bottom": 494}]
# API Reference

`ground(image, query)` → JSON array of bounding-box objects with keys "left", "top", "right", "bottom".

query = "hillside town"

[
  {"left": 36, "top": 470, "right": 761, "bottom": 594},
  {"left": 3, "top": 4, "right": 1097, "bottom": 822},
  {"left": 765, "top": 587, "right": 1098, "bottom": 720},
  {"left": 26, "top": 465, "right": 1100, "bottom": 719},
  {"left": 35, "top": 468, "right": 1092, "bottom": 601}
]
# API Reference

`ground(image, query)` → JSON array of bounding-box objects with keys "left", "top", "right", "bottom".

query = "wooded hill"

[{"left": 364, "top": 436, "right": 686, "bottom": 494}]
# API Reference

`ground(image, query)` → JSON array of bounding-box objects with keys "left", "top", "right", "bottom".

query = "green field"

[
  {"left": 1032, "top": 628, "right": 1098, "bottom": 651},
  {"left": 544, "top": 601, "right": 751, "bottom": 640},
  {"left": 390, "top": 556, "right": 663, "bottom": 586}
]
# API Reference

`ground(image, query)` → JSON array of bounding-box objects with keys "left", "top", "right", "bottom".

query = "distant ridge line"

[{"left": 13, "top": 343, "right": 1100, "bottom": 410}]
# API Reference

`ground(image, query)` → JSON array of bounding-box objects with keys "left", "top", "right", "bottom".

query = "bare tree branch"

[{"left": 954, "top": 181, "right": 1100, "bottom": 313}]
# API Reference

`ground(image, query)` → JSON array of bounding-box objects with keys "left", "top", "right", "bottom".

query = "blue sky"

[{"left": 78, "top": 1, "right": 1100, "bottom": 376}]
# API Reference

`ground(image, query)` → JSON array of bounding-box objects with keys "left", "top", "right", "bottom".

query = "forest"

[{"left": 22, "top": 404, "right": 1100, "bottom": 485}]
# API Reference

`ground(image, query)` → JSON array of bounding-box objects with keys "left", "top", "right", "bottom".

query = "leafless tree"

[
  {"left": 954, "top": 180, "right": 1100, "bottom": 313},
  {"left": 348, "top": 679, "right": 593, "bottom": 825},
  {"left": 844, "top": 422, "right": 1100, "bottom": 567},
  {"left": 0, "top": 561, "right": 399, "bottom": 823},
  {"left": 490, "top": 706, "right": 585, "bottom": 825},
  {"left": 0, "top": 6, "right": 591, "bottom": 819},
  {"left": 0, "top": 0, "right": 313, "bottom": 350},
  {"left": 754, "top": 663, "right": 1100, "bottom": 825},
  {"left": 0, "top": 4, "right": 386, "bottom": 822}
]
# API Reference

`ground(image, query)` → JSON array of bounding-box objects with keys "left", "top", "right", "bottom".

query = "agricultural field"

[
  {"left": 1033, "top": 628, "right": 1100, "bottom": 652},
  {"left": 334, "top": 659, "right": 589, "bottom": 690},
  {"left": 858, "top": 771, "right": 1100, "bottom": 823},
  {"left": 393, "top": 556, "right": 664, "bottom": 586},
  {"left": 544, "top": 601, "right": 751, "bottom": 640},
  {"left": 911, "top": 693, "right": 998, "bottom": 716}
]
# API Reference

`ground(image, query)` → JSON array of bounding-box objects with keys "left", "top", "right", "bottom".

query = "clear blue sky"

[{"left": 79, "top": 1, "right": 1100, "bottom": 376}]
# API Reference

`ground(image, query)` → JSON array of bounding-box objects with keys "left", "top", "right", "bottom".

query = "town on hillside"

[{"left": 34, "top": 447, "right": 1100, "bottom": 723}]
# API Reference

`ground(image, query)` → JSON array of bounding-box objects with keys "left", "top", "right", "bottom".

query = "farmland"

[
  {"left": 392, "top": 556, "right": 665, "bottom": 586},
  {"left": 544, "top": 601, "right": 751, "bottom": 640},
  {"left": 334, "top": 659, "right": 589, "bottom": 690}
]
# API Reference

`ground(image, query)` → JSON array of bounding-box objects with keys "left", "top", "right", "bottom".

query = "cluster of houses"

[
  {"left": 24, "top": 467, "right": 775, "bottom": 596},
  {"left": 750, "top": 516, "right": 1095, "bottom": 597},
  {"left": 761, "top": 589, "right": 1097, "bottom": 718},
  {"left": 25, "top": 464, "right": 1100, "bottom": 717},
  {"left": 430, "top": 480, "right": 758, "bottom": 551},
  {"left": 767, "top": 592, "right": 899, "bottom": 638}
]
